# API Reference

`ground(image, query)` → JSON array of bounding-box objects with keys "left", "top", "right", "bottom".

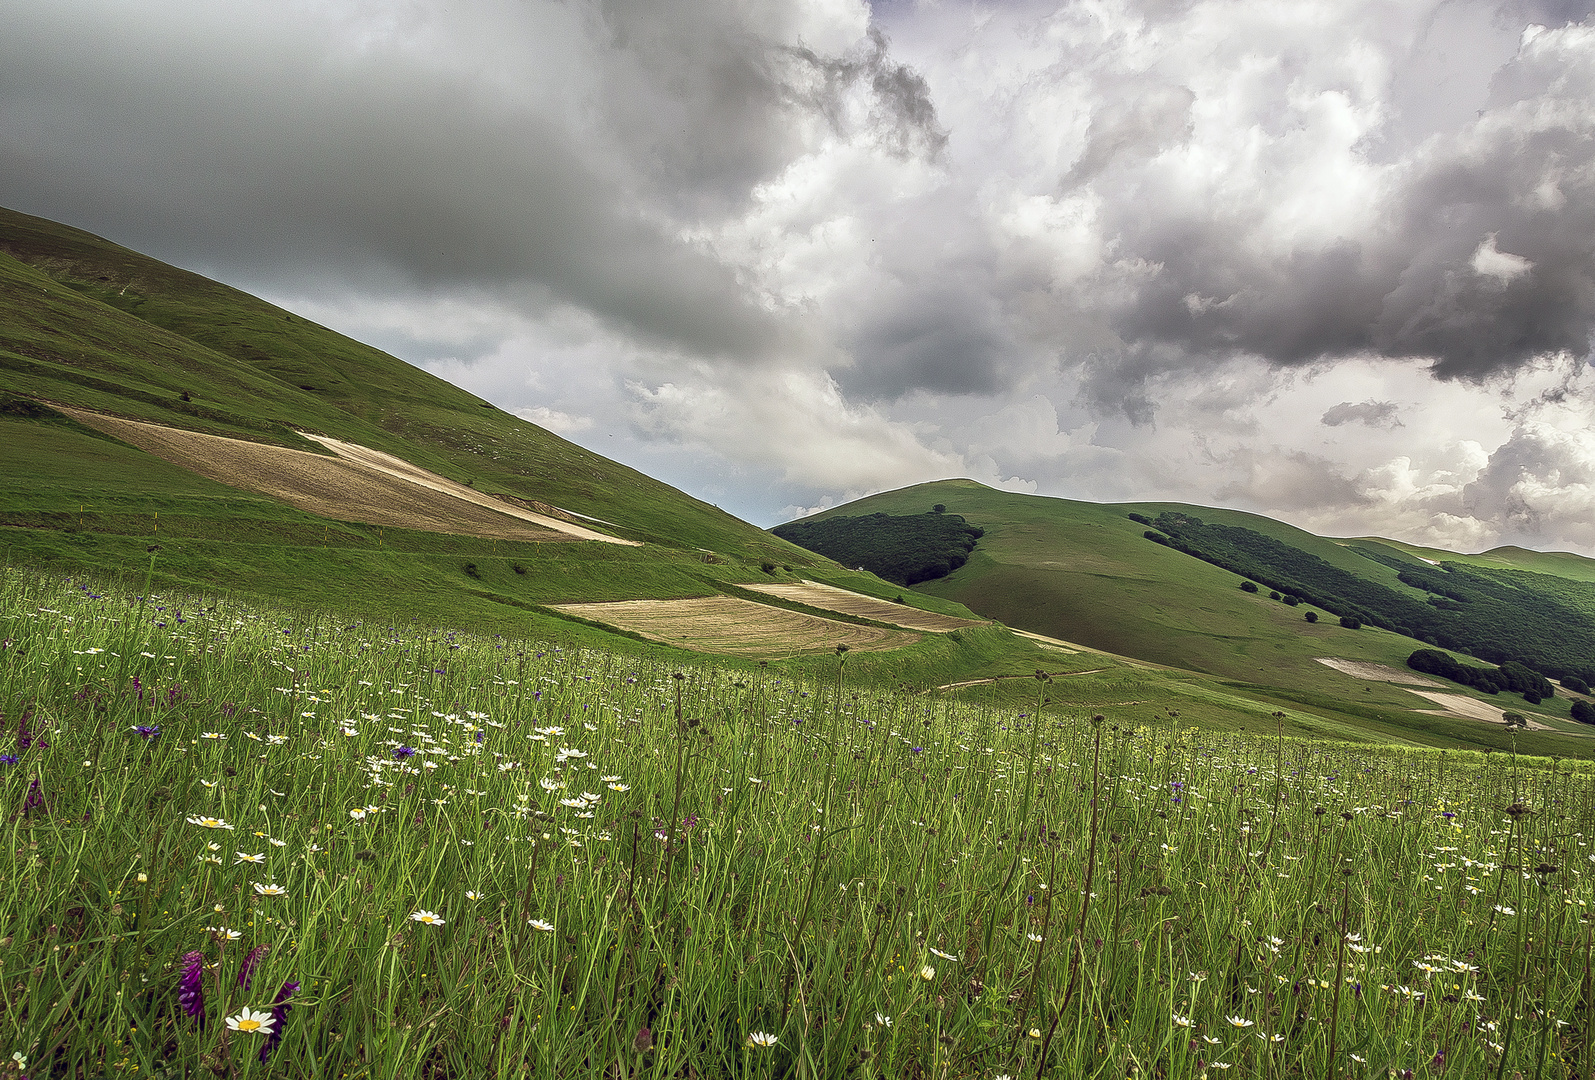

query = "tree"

[
  {"left": 1572, "top": 700, "right": 1595, "bottom": 724},
  {"left": 1304, "top": 611, "right": 1318, "bottom": 623},
  {"left": 1240, "top": 581, "right": 1258, "bottom": 593},
  {"left": 1340, "top": 616, "right": 1361, "bottom": 629},
  {"left": 932, "top": 504, "right": 946, "bottom": 514}
]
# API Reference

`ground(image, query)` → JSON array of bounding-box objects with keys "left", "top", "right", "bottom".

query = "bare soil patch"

[
  {"left": 297, "top": 433, "right": 636, "bottom": 544},
  {"left": 1406, "top": 690, "right": 1553, "bottom": 730},
  {"left": 58, "top": 407, "right": 633, "bottom": 544},
  {"left": 549, "top": 596, "right": 919, "bottom": 656},
  {"left": 1314, "top": 657, "right": 1447, "bottom": 688},
  {"left": 742, "top": 580, "right": 983, "bottom": 632}
]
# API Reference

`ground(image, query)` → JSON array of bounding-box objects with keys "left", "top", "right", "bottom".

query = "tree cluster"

[
  {"left": 1139, "top": 513, "right": 1595, "bottom": 685},
  {"left": 1406, "top": 649, "right": 1556, "bottom": 703},
  {"left": 773, "top": 510, "right": 985, "bottom": 586}
]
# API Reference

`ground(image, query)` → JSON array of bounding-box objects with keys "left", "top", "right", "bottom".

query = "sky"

[{"left": 4, "top": 0, "right": 1595, "bottom": 553}]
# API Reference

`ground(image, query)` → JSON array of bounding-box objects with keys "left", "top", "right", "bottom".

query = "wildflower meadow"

[{"left": 4, "top": 569, "right": 1595, "bottom": 1078}]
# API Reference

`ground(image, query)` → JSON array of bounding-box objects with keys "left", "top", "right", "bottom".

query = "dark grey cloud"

[
  {"left": 1322, "top": 400, "right": 1405, "bottom": 429},
  {"left": 841, "top": 282, "right": 1011, "bottom": 397},
  {"left": 0, "top": 1, "right": 941, "bottom": 367},
  {"left": 1062, "top": 10, "right": 1595, "bottom": 417}
]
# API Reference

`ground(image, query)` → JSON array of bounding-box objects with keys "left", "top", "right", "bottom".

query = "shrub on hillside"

[
  {"left": 1240, "top": 580, "right": 1258, "bottom": 593},
  {"left": 1304, "top": 611, "right": 1318, "bottom": 623},
  {"left": 1572, "top": 700, "right": 1595, "bottom": 724},
  {"left": 1340, "top": 616, "right": 1361, "bottom": 629}
]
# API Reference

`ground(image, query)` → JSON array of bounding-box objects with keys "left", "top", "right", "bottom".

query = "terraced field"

[
  {"left": 548, "top": 596, "right": 920, "bottom": 655},
  {"left": 742, "top": 580, "right": 984, "bottom": 632}
]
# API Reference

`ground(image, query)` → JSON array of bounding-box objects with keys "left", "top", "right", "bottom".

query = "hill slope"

[
  {"left": 0, "top": 205, "right": 803, "bottom": 558},
  {"left": 779, "top": 479, "right": 1595, "bottom": 751}
]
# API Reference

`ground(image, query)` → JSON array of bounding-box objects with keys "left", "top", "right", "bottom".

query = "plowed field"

[
  {"left": 549, "top": 596, "right": 919, "bottom": 655},
  {"left": 58, "top": 407, "right": 633, "bottom": 544},
  {"left": 741, "top": 580, "right": 983, "bottom": 632}
]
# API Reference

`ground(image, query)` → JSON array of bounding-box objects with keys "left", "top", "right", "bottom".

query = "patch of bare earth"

[
  {"left": 1406, "top": 690, "right": 1553, "bottom": 730},
  {"left": 549, "top": 596, "right": 919, "bottom": 655},
  {"left": 1314, "top": 657, "right": 1447, "bottom": 687},
  {"left": 298, "top": 433, "right": 636, "bottom": 544},
  {"left": 741, "top": 581, "right": 983, "bottom": 632},
  {"left": 58, "top": 407, "right": 633, "bottom": 544}
]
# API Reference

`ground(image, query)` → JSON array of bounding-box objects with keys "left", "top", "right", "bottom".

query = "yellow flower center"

[{"left": 236, "top": 1019, "right": 261, "bottom": 1032}]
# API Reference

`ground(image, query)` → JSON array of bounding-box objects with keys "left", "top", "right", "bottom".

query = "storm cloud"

[{"left": 5, "top": 0, "right": 1595, "bottom": 552}]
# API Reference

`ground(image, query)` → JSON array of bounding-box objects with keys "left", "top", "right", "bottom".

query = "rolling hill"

[
  {"left": 0, "top": 205, "right": 1015, "bottom": 677},
  {"left": 9, "top": 203, "right": 1595, "bottom": 755},
  {"left": 777, "top": 479, "right": 1595, "bottom": 754}
]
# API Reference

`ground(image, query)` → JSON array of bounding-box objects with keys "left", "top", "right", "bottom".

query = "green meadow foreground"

[{"left": 6, "top": 573, "right": 1595, "bottom": 1079}]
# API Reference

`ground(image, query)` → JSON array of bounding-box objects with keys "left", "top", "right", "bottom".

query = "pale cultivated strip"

[
  {"left": 299, "top": 432, "right": 638, "bottom": 544},
  {"left": 740, "top": 580, "right": 983, "bottom": 632},
  {"left": 548, "top": 596, "right": 918, "bottom": 655},
  {"left": 55, "top": 405, "right": 631, "bottom": 544}
]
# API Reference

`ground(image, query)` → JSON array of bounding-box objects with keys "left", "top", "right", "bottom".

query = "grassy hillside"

[
  {"left": 0, "top": 206, "right": 809, "bottom": 558},
  {"left": 0, "top": 207, "right": 1079, "bottom": 691},
  {"left": 783, "top": 480, "right": 1595, "bottom": 754}
]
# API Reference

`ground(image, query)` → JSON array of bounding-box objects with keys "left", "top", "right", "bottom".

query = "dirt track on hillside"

[{"left": 59, "top": 407, "right": 631, "bottom": 543}]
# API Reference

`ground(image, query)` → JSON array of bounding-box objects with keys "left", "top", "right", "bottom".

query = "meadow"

[{"left": 5, "top": 569, "right": 1595, "bottom": 1079}]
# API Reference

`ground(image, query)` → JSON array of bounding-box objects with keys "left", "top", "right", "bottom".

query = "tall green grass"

[{"left": 3, "top": 568, "right": 1595, "bottom": 1078}]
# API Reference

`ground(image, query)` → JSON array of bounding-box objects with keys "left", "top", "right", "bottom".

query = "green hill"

[
  {"left": 0, "top": 205, "right": 808, "bottom": 557},
  {"left": 11, "top": 204, "right": 1595, "bottom": 755},
  {"left": 0, "top": 206, "right": 1064, "bottom": 695},
  {"left": 778, "top": 479, "right": 1595, "bottom": 753}
]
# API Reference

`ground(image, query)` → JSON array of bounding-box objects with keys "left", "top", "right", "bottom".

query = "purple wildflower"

[
  {"left": 178, "top": 951, "right": 206, "bottom": 1027},
  {"left": 132, "top": 725, "right": 160, "bottom": 740},
  {"left": 22, "top": 779, "right": 46, "bottom": 814},
  {"left": 256, "top": 980, "right": 300, "bottom": 1063},
  {"left": 15, "top": 706, "right": 40, "bottom": 751},
  {"left": 0, "top": 754, "right": 16, "bottom": 766},
  {"left": 393, "top": 746, "right": 416, "bottom": 761},
  {"left": 238, "top": 944, "right": 269, "bottom": 991}
]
